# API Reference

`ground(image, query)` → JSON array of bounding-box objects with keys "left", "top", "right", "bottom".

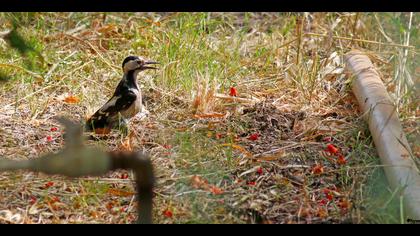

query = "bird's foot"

[{"left": 135, "top": 106, "right": 149, "bottom": 121}]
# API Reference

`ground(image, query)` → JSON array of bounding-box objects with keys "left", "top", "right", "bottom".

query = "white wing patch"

[
  {"left": 129, "top": 88, "right": 139, "bottom": 95},
  {"left": 100, "top": 95, "right": 121, "bottom": 112}
]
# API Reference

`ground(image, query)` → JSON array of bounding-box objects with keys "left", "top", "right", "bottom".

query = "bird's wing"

[
  {"left": 86, "top": 88, "right": 137, "bottom": 130},
  {"left": 98, "top": 89, "right": 137, "bottom": 115}
]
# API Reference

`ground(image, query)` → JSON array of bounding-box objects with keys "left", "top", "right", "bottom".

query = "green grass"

[{"left": 362, "top": 165, "right": 406, "bottom": 224}]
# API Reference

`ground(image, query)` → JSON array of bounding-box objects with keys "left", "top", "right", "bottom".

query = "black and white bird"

[{"left": 85, "top": 56, "right": 158, "bottom": 134}]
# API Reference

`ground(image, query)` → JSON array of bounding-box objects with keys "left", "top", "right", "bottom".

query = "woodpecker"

[{"left": 85, "top": 56, "right": 158, "bottom": 134}]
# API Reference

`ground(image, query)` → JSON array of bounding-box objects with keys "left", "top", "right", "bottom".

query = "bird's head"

[{"left": 122, "top": 56, "right": 159, "bottom": 73}]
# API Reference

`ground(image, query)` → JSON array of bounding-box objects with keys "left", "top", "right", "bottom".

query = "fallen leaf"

[
  {"left": 257, "top": 151, "right": 287, "bottom": 161},
  {"left": 106, "top": 202, "right": 114, "bottom": 210},
  {"left": 50, "top": 127, "right": 58, "bottom": 132},
  {"left": 312, "top": 164, "right": 324, "bottom": 175},
  {"left": 318, "top": 199, "right": 327, "bottom": 206},
  {"left": 163, "top": 144, "right": 172, "bottom": 149},
  {"left": 29, "top": 196, "right": 37, "bottom": 205},
  {"left": 248, "top": 133, "right": 259, "bottom": 141},
  {"left": 191, "top": 175, "right": 209, "bottom": 189},
  {"left": 46, "top": 196, "right": 61, "bottom": 211},
  {"left": 209, "top": 185, "right": 224, "bottom": 195},
  {"left": 229, "top": 87, "right": 238, "bottom": 97},
  {"left": 63, "top": 95, "right": 80, "bottom": 104},
  {"left": 247, "top": 181, "right": 256, "bottom": 186},
  {"left": 193, "top": 113, "right": 226, "bottom": 119},
  {"left": 163, "top": 209, "right": 173, "bottom": 218},
  {"left": 49, "top": 196, "right": 60, "bottom": 204},
  {"left": 90, "top": 211, "right": 99, "bottom": 218},
  {"left": 338, "top": 198, "right": 350, "bottom": 210},
  {"left": 256, "top": 167, "right": 263, "bottom": 175},
  {"left": 325, "top": 143, "right": 339, "bottom": 155},
  {"left": 220, "top": 143, "right": 252, "bottom": 157},
  {"left": 323, "top": 188, "right": 334, "bottom": 201},
  {"left": 316, "top": 208, "right": 328, "bottom": 218},
  {"left": 337, "top": 154, "right": 347, "bottom": 165},
  {"left": 299, "top": 207, "right": 312, "bottom": 218},
  {"left": 191, "top": 175, "right": 223, "bottom": 195},
  {"left": 107, "top": 188, "right": 135, "bottom": 197},
  {"left": 387, "top": 84, "right": 396, "bottom": 93},
  {"left": 41, "top": 181, "right": 54, "bottom": 189}
]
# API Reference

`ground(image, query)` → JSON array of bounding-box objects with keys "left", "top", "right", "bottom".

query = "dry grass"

[{"left": 0, "top": 12, "right": 418, "bottom": 224}]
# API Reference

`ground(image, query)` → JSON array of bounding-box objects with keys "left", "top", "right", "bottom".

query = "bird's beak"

[{"left": 142, "top": 60, "right": 159, "bottom": 70}]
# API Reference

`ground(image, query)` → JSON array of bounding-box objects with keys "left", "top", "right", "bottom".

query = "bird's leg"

[
  {"left": 120, "top": 121, "right": 129, "bottom": 137},
  {"left": 115, "top": 113, "right": 129, "bottom": 137}
]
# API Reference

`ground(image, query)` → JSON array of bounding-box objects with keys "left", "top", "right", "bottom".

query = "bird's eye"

[{"left": 137, "top": 60, "right": 143, "bottom": 65}]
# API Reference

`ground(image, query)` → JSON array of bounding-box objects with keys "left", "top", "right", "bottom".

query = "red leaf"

[
  {"left": 247, "top": 181, "right": 256, "bottom": 186},
  {"left": 50, "top": 127, "right": 58, "bottom": 132},
  {"left": 29, "top": 196, "right": 37, "bottom": 205},
  {"left": 106, "top": 202, "right": 114, "bottom": 210},
  {"left": 215, "top": 133, "right": 223, "bottom": 139},
  {"left": 163, "top": 144, "right": 172, "bottom": 149},
  {"left": 326, "top": 194, "right": 333, "bottom": 201},
  {"left": 50, "top": 196, "right": 60, "bottom": 203},
  {"left": 325, "top": 144, "right": 339, "bottom": 155},
  {"left": 312, "top": 164, "right": 324, "bottom": 175},
  {"left": 163, "top": 209, "right": 173, "bottom": 218},
  {"left": 318, "top": 199, "right": 327, "bottom": 206},
  {"left": 209, "top": 185, "right": 224, "bottom": 195},
  {"left": 120, "top": 173, "right": 129, "bottom": 179},
  {"left": 256, "top": 167, "right": 263, "bottom": 175},
  {"left": 323, "top": 188, "right": 334, "bottom": 201},
  {"left": 46, "top": 136, "right": 53, "bottom": 142},
  {"left": 44, "top": 181, "right": 54, "bottom": 189},
  {"left": 191, "top": 175, "right": 224, "bottom": 195},
  {"left": 337, "top": 155, "right": 347, "bottom": 165},
  {"left": 248, "top": 133, "right": 259, "bottom": 141},
  {"left": 229, "top": 87, "right": 238, "bottom": 97}
]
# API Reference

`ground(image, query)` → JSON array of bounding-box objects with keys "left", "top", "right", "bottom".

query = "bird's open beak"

[{"left": 142, "top": 61, "right": 159, "bottom": 70}]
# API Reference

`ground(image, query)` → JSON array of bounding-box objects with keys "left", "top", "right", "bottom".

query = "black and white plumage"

[{"left": 85, "top": 56, "right": 158, "bottom": 134}]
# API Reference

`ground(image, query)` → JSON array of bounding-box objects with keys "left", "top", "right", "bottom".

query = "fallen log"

[{"left": 345, "top": 50, "right": 420, "bottom": 220}]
